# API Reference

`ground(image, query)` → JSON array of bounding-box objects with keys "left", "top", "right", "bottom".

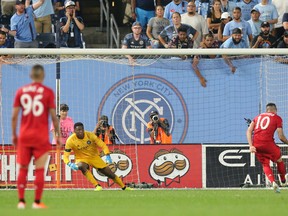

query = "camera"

[{"left": 152, "top": 115, "right": 159, "bottom": 122}]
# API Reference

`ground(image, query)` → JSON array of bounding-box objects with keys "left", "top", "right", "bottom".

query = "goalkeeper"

[{"left": 63, "top": 122, "right": 132, "bottom": 191}]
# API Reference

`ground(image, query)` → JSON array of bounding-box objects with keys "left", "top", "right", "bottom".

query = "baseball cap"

[
  {"left": 16, "top": 0, "right": 25, "bottom": 5},
  {"left": 261, "top": 21, "right": 270, "bottom": 28},
  {"left": 284, "top": 30, "right": 288, "bottom": 36},
  {"left": 132, "top": 22, "right": 142, "bottom": 28},
  {"left": 65, "top": 0, "right": 75, "bottom": 8},
  {"left": 221, "top": 12, "right": 230, "bottom": 20},
  {"left": 60, "top": 104, "right": 69, "bottom": 111},
  {"left": 232, "top": 28, "right": 242, "bottom": 34},
  {"left": 251, "top": 8, "right": 260, "bottom": 13}
]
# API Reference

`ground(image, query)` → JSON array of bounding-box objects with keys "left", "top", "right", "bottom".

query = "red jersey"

[
  {"left": 252, "top": 112, "right": 283, "bottom": 144},
  {"left": 13, "top": 82, "right": 56, "bottom": 147}
]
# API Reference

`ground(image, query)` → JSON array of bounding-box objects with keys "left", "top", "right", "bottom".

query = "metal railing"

[
  {"left": 99, "top": 0, "right": 110, "bottom": 47},
  {"left": 110, "top": 14, "right": 120, "bottom": 48}
]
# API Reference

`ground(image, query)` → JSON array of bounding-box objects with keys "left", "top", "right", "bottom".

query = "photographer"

[
  {"left": 147, "top": 111, "right": 172, "bottom": 144},
  {"left": 93, "top": 115, "right": 118, "bottom": 145}
]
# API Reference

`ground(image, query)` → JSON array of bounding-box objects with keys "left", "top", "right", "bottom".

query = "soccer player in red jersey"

[
  {"left": 246, "top": 103, "right": 288, "bottom": 193},
  {"left": 11, "top": 64, "right": 60, "bottom": 209}
]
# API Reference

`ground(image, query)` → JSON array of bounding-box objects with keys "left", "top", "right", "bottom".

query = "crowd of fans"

[
  {"left": 122, "top": 0, "right": 288, "bottom": 86},
  {"left": 0, "top": 0, "right": 84, "bottom": 49}
]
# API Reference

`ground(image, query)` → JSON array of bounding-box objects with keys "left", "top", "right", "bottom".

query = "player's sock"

[
  {"left": 263, "top": 165, "right": 275, "bottom": 182},
  {"left": 84, "top": 170, "right": 99, "bottom": 186},
  {"left": 113, "top": 175, "right": 125, "bottom": 188},
  {"left": 34, "top": 168, "right": 44, "bottom": 202},
  {"left": 17, "top": 167, "right": 28, "bottom": 201},
  {"left": 277, "top": 161, "right": 286, "bottom": 183}
]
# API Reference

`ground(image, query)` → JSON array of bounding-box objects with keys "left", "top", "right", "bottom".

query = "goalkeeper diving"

[{"left": 63, "top": 122, "right": 133, "bottom": 191}]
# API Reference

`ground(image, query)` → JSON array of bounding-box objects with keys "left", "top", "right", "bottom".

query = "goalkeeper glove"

[
  {"left": 105, "top": 155, "right": 112, "bottom": 164},
  {"left": 67, "top": 162, "right": 78, "bottom": 171}
]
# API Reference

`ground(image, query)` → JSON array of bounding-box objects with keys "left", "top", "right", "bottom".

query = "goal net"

[{"left": 0, "top": 49, "right": 287, "bottom": 189}]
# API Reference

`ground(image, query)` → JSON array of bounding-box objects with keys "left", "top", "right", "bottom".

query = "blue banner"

[{"left": 1, "top": 57, "right": 286, "bottom": 144}]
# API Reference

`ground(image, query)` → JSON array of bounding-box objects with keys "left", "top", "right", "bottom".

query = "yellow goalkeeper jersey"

[{"left": 63, "top": 131, "right": 110, "bottom": 164}]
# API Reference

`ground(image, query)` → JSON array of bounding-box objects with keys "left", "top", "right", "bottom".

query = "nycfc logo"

[{"left": 97, "top": 74, "right": 188, "bottom": 144}]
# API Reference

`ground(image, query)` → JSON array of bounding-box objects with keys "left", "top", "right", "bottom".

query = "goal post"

[{"left": 0, "top": 48, "right": 287, "bottom": 189}]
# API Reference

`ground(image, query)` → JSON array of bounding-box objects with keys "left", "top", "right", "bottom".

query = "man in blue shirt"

[
  {"left": 164, "top": 0, "right": 188, "bottom": 24},
  {"left": 223, "top": 7, "right": 253, "bottom": 46},
  {"left": 1, "top": 0, "right": 45, "bottom": 48},
  {"left": 221, "top": 28, "right": 248, "bottom": 73}
]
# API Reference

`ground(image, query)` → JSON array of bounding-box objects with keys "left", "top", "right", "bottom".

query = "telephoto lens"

[{"left": 152, "top": 115, "right": 159, "bottom": 121}]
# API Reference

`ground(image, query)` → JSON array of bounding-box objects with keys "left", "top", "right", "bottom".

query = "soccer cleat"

[
  {"left": 17, "top": 202, "right": 26, "bottom": 209},
  {"left": 94, "top": 185, "right": 103, "bottom": 191},
  {"left": 124, "top": 186, "right": 134, "bottom": 191},
  {"left": 280, "top": 175, "right": 288, "bottom": 187},
  {"left": 272, "top": 182, "right": 280, "bottom": 193},
  {"left": 32, "top": 202, "right": 48, "bottom": 209}
]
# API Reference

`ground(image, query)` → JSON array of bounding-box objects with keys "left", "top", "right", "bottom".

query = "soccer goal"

[{"left": 0, "top": 48, "right": 287, "bottom": 189}]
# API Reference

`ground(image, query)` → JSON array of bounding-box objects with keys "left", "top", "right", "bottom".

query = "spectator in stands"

[
  {"left": 1, "top": 0, "right": 16, "bottom": 16},
  {"left": 167, "top": 26, "right": 194, "bottom": 60},
  {"left": 248, "top": 8, "right": 262, "bottom": 38},
  {"left": 220, "top": 28, "right": 248, "bottom": 73},
  {"left": 93, "top": 115, "right": 118, "bottom": 145},
  {"left": 59, "top": 1, "right": 84, "bottom": 48},
  {"left": 220, "top": 0, "right": 236, "bottom": 15},
  {"left": 181, "top": 1, "right": 209, "bottom": 48},
  {"left": 223, "top": 7, "right": 253, "bottom": 45},
  {"left": 55, "top": 0, "right": 80, "bottom": 19},
  {"left": 131, "top": 0, "right": 159, "bottom": 32},
  {"left": 207, "top": 0, "right": 222, "bottom": 38},
  {"left": 0, "top": 30, "right": 12, "bottom": 61},
  {"left": 147, "top": 110, "right": 172, "bottom": 144},
  {"left": 277, "top": 30, "right": 288, "bottom": 48},
  {"left": 253, "top": 0, "right": 278, "bottom": 31},
  {"left": 283, "top": 13, "right": 288, "bottom": 30},
  {"left": 26, "top": 0, "right": 54, "bottom": 33},
  {"left": 146, "top": 5, "right": 170, "bottom": 48},
  {"left": 50, "top": 103, "right": 74, "bottom": 146},
  {"left": 122, "top": 21, "right": 151, "bottom": 64},
  {"left": 164, "top": 0, "right": 188, "bottom": 24},
  {"left": 158, "top": 12, "right": 198, "bottom": 48},
  {"left": 218, "top": 12, "right": 231, "bottom": 44},
  {"left": 252, "top": 21, "right": 277, "bottom": 48},
  {"left": 272, "top": 0, "right": 287, "bottom": 40},
  {"left": 0, "top": 30, "right": 7, "bottom": 48},
  {"left": 192, "top": 33, "right": 219, "bottom": 87},
  {"left": 1, "top": 0, "right": 45, "bottom": 48},
  {"left": 237, "top": 0, "right": 257, "bottom": 21},
  {"left": 122, "top": 0, "right": 133, "bottom": 26}
]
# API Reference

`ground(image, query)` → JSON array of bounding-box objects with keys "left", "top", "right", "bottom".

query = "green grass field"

[{"left": 1, "top": 189, "right": 288, "bottom": 216}]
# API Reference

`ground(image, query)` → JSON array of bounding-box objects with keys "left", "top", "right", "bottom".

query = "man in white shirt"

[{"left": 181, "top": 1, "right": 209, "bottom": 48}]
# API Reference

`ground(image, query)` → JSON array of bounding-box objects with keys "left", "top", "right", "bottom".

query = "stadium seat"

[{"left": 36, "top": 33, "right": 57, "bottom": 48}]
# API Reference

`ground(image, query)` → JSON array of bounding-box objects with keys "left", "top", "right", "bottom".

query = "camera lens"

[{"left": 152, "top": 115, "right": 159, "bottom": 121}]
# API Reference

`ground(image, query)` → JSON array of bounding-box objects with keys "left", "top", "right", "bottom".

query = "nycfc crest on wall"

[{"left": 97, "top": 74, "right": 188, "bottom": 144}]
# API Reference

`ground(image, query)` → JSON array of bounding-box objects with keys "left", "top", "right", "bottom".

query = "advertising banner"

[
  {"left": 0, "top": 144, "right": 202, "bottom": 188},
  {"left": 204, "top": 144, "right": 265, "bottom": 188}
]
